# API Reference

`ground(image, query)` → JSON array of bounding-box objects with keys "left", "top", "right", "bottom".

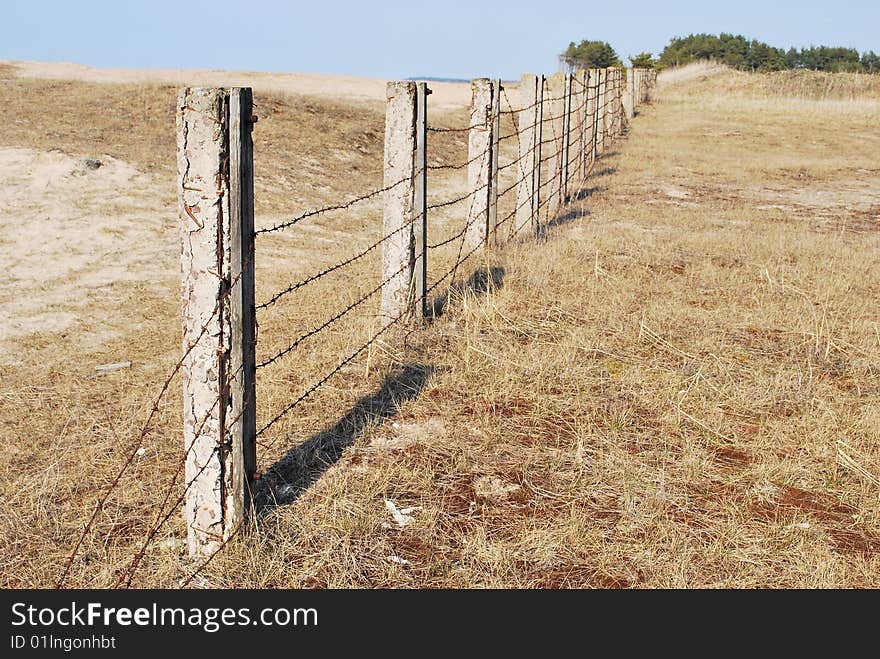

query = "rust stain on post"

[{"left": 177, "top": 86, "right": 255, "bottom": 559}]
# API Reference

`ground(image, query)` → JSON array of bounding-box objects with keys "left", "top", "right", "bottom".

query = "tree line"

[{"left": 560, "top": 35, "right": 880, "bottom": 74}]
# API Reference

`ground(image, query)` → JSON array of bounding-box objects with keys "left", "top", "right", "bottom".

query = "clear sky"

[{"left": 2, "top": 0, "right": 877, "bottom": 80}]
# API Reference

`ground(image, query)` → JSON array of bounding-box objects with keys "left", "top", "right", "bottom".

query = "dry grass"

[{"left": 1, "top": 65, "right": 879, "bottom": 588}]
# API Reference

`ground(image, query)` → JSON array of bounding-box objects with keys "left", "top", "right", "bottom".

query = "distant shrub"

[
  {"left": 628, "top": 52, "right": 656, "bottom": 69},
  {"left": 657, "top": 34, "right": 878, "bottom": 74},
  {"left": 560, "top": 40, "right": 622, "bottom": 71}
]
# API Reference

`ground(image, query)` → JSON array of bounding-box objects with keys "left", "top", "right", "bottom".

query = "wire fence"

[{"left": 55, "top": 68, "right": 656, "bottom": 589}]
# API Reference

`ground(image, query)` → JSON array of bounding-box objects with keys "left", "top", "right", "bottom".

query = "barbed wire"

[
  {"left": 113, "top": 386, "right": 240, "bottom": 588},
  {"left": 256, "top": 257, "right": 412, "bottom": 372},
  {"left": 255, "top": 274, "right": 417, "bottom": 441},
  {"left": 255, "top": 173, "right": 411, "bottom": 236},
  {"left": 56, "top": 258, "right": 252, "bottom": 588},
  {"left": 256, "top": 213, "right": 417, "bottom": 312},
  {"left": 99, "top": 67, "right": 650, "bottom": 589}
]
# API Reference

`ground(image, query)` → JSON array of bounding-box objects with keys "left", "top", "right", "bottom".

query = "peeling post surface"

[
  {"left": 177, "top": 87, "right": 255, "bottom": 559},
  {"left": 381, "top": 81, "right": 417, "bottom": 326},
  {"left": 514, "top": 74, "right": 538, "bottom": 237},
  {"left": 465, "top": 78, "right": 493, "bottom": 251}
]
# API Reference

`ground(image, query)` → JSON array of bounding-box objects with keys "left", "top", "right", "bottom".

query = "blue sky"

[{"left": 2, "top": 1, "right": 877, "bottom": 79}]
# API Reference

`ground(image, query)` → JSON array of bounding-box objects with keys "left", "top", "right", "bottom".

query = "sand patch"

[{"left": 0, "top": 146, "right": 175, "bottom": 355}]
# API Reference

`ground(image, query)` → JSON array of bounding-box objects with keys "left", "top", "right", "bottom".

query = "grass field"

[{"left": 1, "top": 61, "right": 878, "bottom": 588}]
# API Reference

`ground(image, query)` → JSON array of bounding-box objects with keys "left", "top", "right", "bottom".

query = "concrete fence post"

[
  {"left": 514, "top": 74, "right": 538, "bottom": 237},
  {"left": 465, "top": 78, "right": 493, "bottom": 251},
  {"left": 578, "top": 69, "right": 590, "bottom": 183},
  {"left": 381, "top": 81, "right": 417, "bottom": 326},
  {"left": 616, "top": 68, "right": 624, "bottom": 134},
  {"left": 624, "top": 67, "right": 635, "bottom": 120},
  {"left": 633, "top": 68, "right": 639, "bottom": 108},
  {"left": 545, "top": 73, "right": 565, "bottom": 217},
  {"left": 608, "top": 69, "right": 616, "bottom": 139},
  {"left": 177, "top": 87, "right": 256, "bottom": 559},
  {"left": 561, "top": 72, "right": 573, "bottom": 202},
  {"left": 596, "top": 69, "right": 607, "bottom": 155}
]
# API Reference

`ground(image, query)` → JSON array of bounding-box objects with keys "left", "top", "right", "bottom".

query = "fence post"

[
  {"left": 624, "top": 67, "right": 635, "bottom": 120},
  {"left": 514, "top": 74, "right": 537, "bottom": 237},
  {"left": 576, "top": 69, "right": 586, "bottom": 183},
  {"left": 602, "top": 69, "right": 611, "bottom": 146},
  {"left": 582, "top": 69, "right": 595, "bottom": 177},
  {"left": 413, "top": 82, "right": 429, "bottom": 319},
  {"left": 465, "top": 78, "right": 493, "bottom": 251},
  {"left": 533, "top": 75, "right": 545, "bottom": 237},
  {"left": 544, "top": 74, "right": 564, "bottom": 216},
  {"left": 381, "top": 81, "right": 417, "bottom": 326},
  {"left": 177, "top": 87, "right": 256, "bottom": 559},
  {"left": 488, "top": 78, "right": 501, "bottom": 246},
  {"left": 595, "top": 69, "right": 605, "bottom": 156},
  {"left": 616, "top": 68, "right": 624, "bottom": 135},
  {"left": 561, "top": 72, "right": 572, "bottom": 202}
]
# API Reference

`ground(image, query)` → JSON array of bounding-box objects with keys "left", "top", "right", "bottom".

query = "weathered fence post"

[
  {"left": 465, "top": 78, "right": 493, "bottom": 251},
  {"left": 615, "top": 68, "right": 623, "bottom": 135},
  {"left": 545, "top": 74, "right": 565, "bottom": 216},
  {"left": 561, "top": 72, "right": 572, "bottom": 202},
  {"left": 583, "top": 69, "right": 595, "bottom": 176},
  {"left": 576, "top": 69, "right": 588, "bottom": 183},
  {"left": 607, "top": 69, "right": 616, "bottom": 140},
  {"left": 413, "top": 82, "right": 429, "bottom": 319},
  {"left": 488, "top": 78, "right": 502, "bottom": 246},
  {"left": 608, "top": 69, "right": 616, "bottom": 143},
  {"left": 596, "top": 69, "right": 606, "bottom": 155},
  {"left": 533, "top": 75, "right": 545, "bottom": 237},
  {"left": 177, "top": 87, "right": 256, "bottom": 559},
  {"left": 514, "top": 74, "right": 538, "bottom": 237},
  {"left": 624, "top": 67, "right": 635, "bottom": 120},
  {"left": 381, "top": 81, "right": 417, "bottom": 326}
]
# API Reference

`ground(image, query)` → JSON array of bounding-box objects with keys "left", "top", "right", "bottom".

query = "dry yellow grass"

[{"left": 1, "top": 63, "right": 878, "bottom": 588}]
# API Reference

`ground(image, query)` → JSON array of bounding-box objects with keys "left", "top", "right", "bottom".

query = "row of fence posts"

[{"left": 175, "top": 68, "right": 656, "bottom": 558}]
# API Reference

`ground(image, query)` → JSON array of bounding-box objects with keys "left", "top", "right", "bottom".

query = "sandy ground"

[
  {"left": 0, "top": 60, "right": 474, "bottom": 362},
  {"left": 0, "top": 146, "right": 173, "bottom": 354},
  {"left": 4, "top": 60, "right": 472, "bottom": 110}
]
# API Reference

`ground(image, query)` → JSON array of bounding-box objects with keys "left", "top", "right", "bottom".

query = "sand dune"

[{"left": 4, "top": 59, "right": 472, "bottom": 110}]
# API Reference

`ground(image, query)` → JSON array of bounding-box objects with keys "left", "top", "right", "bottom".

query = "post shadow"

[
  {"left": 255, "top": 363, "right": 433, "bottom": 512},
  {"left": 429, "top": 264, "right": 505, "bottom": 319}
]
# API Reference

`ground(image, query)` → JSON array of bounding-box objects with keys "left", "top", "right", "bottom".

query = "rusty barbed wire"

[
  {"left": 256, "top": 258, "right": 412, "bottom": 372},
  {"left": 74, "top": 67, "right": 648, "bottom": 589},
  {"left": 256, "top": 213, "right": 418, "bottom": 312},
  {"left": 56, "top": 258, "right": 252, "bottom": 589},
  {"left": 255, "top": 173, "right": 412, "bottom": 236}
]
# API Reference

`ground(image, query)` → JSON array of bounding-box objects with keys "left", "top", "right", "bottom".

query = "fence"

[{"left": 56, "top": 67, "right": 655, "bottom": 587}]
